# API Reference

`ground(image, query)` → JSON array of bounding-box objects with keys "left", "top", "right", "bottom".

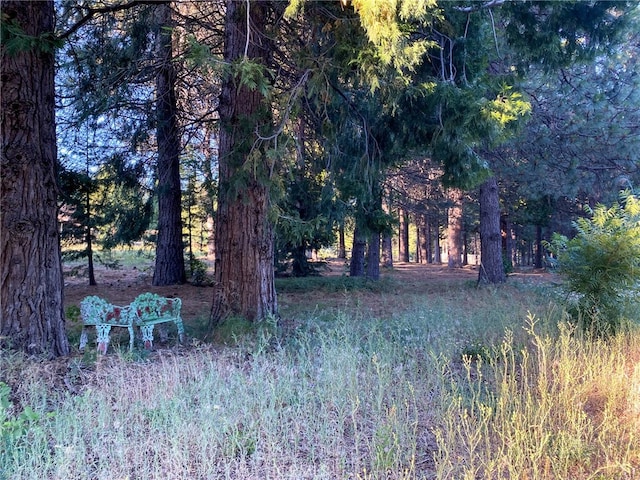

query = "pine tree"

[
  {"left": 1, "top": 1, "right": 69, "bottom": 356},
  {"left": 210, "top": 0, "right": 279, "bottom": 324},
  {"left": 152, "top": 2, "right": 185, "bottom": 286}
]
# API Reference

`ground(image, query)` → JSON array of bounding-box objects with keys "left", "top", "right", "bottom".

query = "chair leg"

[
  {"left": 79, "top": 327, "right": 89, "bottom": 351},
  {"left": 127, "top": 326, "right": 135, "bottom": 351},
  {"left": 95, "top": 324, "right": 112, "bottom": 354},
  {"left": 176, "top": 319, "right": 185, "bottom": 343},
  {"left": 140, "top": 324, "right": 154, "bottom": 350}
]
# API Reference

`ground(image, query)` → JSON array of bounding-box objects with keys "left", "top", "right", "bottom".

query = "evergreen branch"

[
  {"left": 253, "top": 69, "right": 311, "bottom": 178},
  {"left": 58, "top": 0, "right": 164, "bottom": 41},
  {"left": 454, "top": 0, "right": 506, "bottom": 14},
  {"left": 254, "top": 69, "right": 311, "bottom": 143}
]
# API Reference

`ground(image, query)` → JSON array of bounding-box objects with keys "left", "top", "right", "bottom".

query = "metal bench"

[
  {"left": 79, "top": 296, "right": 135, "bottom": 354},
  {"left": 79, "top": 293, "right": 184, "bottom": 353},
  {"left": 130, "top": 293, "right": 185, "bottom": 350}
]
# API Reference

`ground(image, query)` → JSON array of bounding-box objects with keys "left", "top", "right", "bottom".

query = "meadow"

[{"left": 1, "top": 258, "right": 640, "bottom": 479}]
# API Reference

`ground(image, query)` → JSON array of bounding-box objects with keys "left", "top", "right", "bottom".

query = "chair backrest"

[
  {"left": 81, "top": 296, "right": 109, "bottom": 323},
  {"left": 81, "top": 296, "right": 131, "bottom": 325},
  {"left": 132, "top": 293, "right": 181, "bottom": 321}
]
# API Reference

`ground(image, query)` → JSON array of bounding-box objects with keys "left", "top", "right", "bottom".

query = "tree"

[
  {"left": 58, "top": 164, "right": 98, "bottom": 286},
  {"left": 1, "top": 1, "right": 70, "bottom": 356},
  {"left": 210, "top": 0, "right": 278, "bottom": 324},
  {"left": 447, "top": 188, "right": 464, "bottom": 268},
  {"left": 398, "top": 208, "right": 410, "bottom": 262},
  {"left": 152, "top": 2, "right": 185, "bottom": 285},
  {"left": 477, "top": 3, "right": 640, "bottom": 273},
  {"left": 366, "top": 228, "right": 381, "bottom": 280},
  {"left": 57, "top": 2, "right": 201, "bottom": 287},
  {"left": 381, "top": 191, "right": 393, "bottom": 268},
  {"left": 495, "top": 19, "right": 640, "bottom": 255},
  {"left": 349, "top": 225, "right": 367, "bottom": 277},
  {"left": 547, "top": 192, "right": 640, "bottom": 336},
  {"left": 395, "top": 1, "right": 636, "bottom": 282},
  {"left": 477, "top": 176, "right": 506, "bottom": 284},
  {"left": 59, "top": 153, "right": 152, "bottom": 285},
  {"left": 273, "top": 116, "right": 338, "bottom": 277}
]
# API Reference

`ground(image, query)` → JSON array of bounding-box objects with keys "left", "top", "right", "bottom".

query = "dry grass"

[
  {"left": 434, "top": 318, "right": 640, "bottom": 479},
  {"left": 2, "top": 271, "right": 639, "bottom": 479}
]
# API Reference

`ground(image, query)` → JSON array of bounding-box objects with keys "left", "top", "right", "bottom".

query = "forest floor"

[
  {"left": 63, "top": 258, "right": 557, "bottom": 335},
  {"left": 9, "top": 260, "right": 603, "bottom": 480}
]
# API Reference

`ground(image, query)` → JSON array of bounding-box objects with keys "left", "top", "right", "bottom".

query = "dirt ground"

[
  {"left": 64, "top": 258, "right": 556, "bottom": 325},
  {"left": 64, "top": 265, "right": 213, "bottom": 323}
]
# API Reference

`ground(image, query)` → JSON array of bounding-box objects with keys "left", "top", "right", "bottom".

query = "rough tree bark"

[
  {"left": 447, "top": 188, "right": 464, "bottom": 269},
  {"left": 1, "top": 0, "right": 70, "bottom": 356},
  {"left": 366, "top": 231, "right": 380, "bottom": 280},
  {"left": 381, "top": 231, "right": 393, "bottom": 268},
  {"left": 433, "top": 221, "right": 442, "bottom": 264},
  {"left": 501, "top": 214, "right": 513, "bottom": 270},
  {"left": 417, "top": 214, "right": 428, "bottom": 264},
  {"left": 153, "top": 2, "right": 186, "bottom": 286},
  {"left": 381, "top": 194, "right": 393, "bottom": 268},
  {"left": 535, "top": 224, "right": 543, "bottom": 269},
  {"left": 478, "top": 176, "right": 506, "bottom": 284},
  {"left": 337, "top": 221, "right": 347, "bottom": 259},
  {"left": 210, "top": 0, "right": 277, "bottom": 324},
  {"left": 398, "top": 208, "right": 410, "bottom": 262},
  {"left": 349, "top": 225, "right": 367, "bottom": 277}
]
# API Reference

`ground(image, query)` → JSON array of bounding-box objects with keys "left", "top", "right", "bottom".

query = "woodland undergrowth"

[{"left": 1, "top": 279, "right": 639, "bottom": 479}]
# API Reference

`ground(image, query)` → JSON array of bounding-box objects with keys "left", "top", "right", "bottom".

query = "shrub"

[
  {"left": 188, "top": 257, "right": 212, "bottom": 286},
  {"left": 546, "top": 191, "right": 640, "bottom": 336}
]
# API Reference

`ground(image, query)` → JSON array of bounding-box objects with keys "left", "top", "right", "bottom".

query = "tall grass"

[
  {"left": 1, "top": 282, "right": 639, "bottom": 479},
  {"left": 434, "top": 316, "right": 640, "bottom": 479}
]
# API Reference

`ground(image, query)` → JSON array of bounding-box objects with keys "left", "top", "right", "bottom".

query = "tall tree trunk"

[
  {"left": 87, "top": 231, "right": 96, "bottom": 286},
  {"left": 502, "top": 214, "right": 514, "bottom": 270},
  {"left": 447, "top": 188, "right": 464, "bottom": 269},
  {"left": 153, "top": 2, "right": 185, "bottom": 285},
  {"left": 366, "top": 231, "right": 380, "bottom": 280},
  {"left": 381, "top": 231, "right": 393, "bottom": 268},
  {"left": 434, "top": 221, "right": 442, "bottom": 264},
  {"left": 1, "top": 0, "right": 70, "bottom": 356},
  {"left": 478, "top": 176, "right": 505, "bottom": 284},
  {"left": 426, "top": 217, "right": 433, "bottom": 263},
  {"left": 462, "top": 230, "right": 468, "bottom": 265},
  {"left": 381, "top": 195, "right": 393, "bottom": 268},
  {"left": 535, "top": 224, "right": 543, "bottom": 269},
  {"left": 398, "top": 208, "right": 410, "bottom": 262},
  {"left": 210, "top": 0, "right": 277, "bottom": 324},
  {"left": 350, "top": 226, "right": 366, "bottom": 277},
  {"left": 291, "top": 244, "right": 309, "bottom": 277},
  {"left": 418, "top": 214, "right": 428, "bottom": 265},
  {"left": 84, "top": 180, "right": 97, "bottom": 286},
  {"left": 337, "top": 221, "right": 346, "bottom": 259}
]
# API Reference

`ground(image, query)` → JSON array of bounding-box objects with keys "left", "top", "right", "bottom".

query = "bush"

[
  {"left": 546, "top": 191, "right": 640, "bottom": 336},
  {"left": 188, "top": 257, "right": 212, "bottom": 286}
]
